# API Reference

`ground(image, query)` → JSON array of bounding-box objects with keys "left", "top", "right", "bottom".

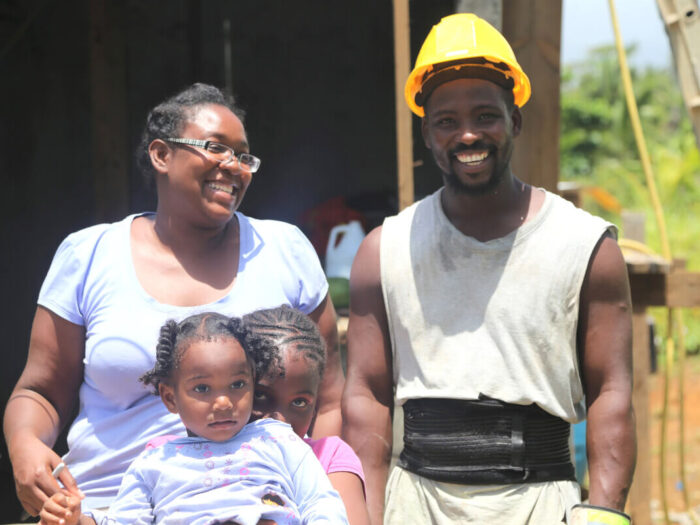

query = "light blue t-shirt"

[
  {"left": 37, "top": 212, "right": 328, "bottom": 510},
  {"left": 100, "top": 419, "right": 348, "bottom": 525}
]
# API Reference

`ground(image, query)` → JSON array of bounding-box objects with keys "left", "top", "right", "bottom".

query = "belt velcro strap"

[{"left": 399, "top": 397, "right": 576, "bottom": 485}]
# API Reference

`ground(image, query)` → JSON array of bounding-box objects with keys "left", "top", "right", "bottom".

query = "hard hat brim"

[
  {"left": 405, "top": 59, "right": 531, "bottom": 117},
  {"left": 414, "top": 62, "right": 516, "bottom": 110}
]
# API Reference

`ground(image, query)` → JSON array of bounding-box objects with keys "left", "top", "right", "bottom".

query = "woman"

[{"left": 3, "top": 83, "right": 344, "bottom": 517}]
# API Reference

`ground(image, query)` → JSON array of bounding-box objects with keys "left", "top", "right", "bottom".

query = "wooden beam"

[
  {"left": 502, "top": 0, "right": 562, "bottom": 192},
  {"left": 90, "top": 0, "right": 128, "bottom": 222},
  {"left": 392, "top": 0, "right": 414, "bottom": 211},
  {"left": 629, "top": 272, "right": 668, "bottom": 306},
  {"left": 629, "top": 270, "right": 700, "bottom": 308},
  {"left": 667, "top": 271, "right": 700, "bottom": 307}
]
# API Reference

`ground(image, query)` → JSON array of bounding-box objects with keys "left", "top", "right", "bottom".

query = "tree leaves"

[{"left": 560, "top": 45, "right": 700, "bottom": 350}]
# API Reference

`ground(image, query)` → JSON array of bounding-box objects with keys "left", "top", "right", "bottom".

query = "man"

[{"left": 342, "top": 13, "right": 635, "bottom": 525}]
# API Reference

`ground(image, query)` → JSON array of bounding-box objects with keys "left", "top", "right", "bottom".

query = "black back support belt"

[{"left": 399, "top": 397, "right": 576, "bottom": 485}]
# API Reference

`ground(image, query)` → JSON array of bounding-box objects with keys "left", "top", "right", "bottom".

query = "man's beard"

[
  {"left": 442, "top": 166, "right": 504, "bottom": 195},
  {"left": 435, "top": 143, "right": 512, "bottom": 196}
]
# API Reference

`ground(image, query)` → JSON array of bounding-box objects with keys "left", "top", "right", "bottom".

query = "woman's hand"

[
  {"left": 4, "top": 307, "right": 85, "bottom": 516},
  {"left": 39, "top": 488, "right": 84, "bottom": 525},
  {"left": 10, "top": 433, "right": 80, "bottom": 516}
]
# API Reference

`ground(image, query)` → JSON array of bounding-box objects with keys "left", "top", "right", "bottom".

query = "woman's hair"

[
  {"left": 136, "top": 82, "right": 246, "bottom": 184},
  {"left": 243, "top": 305, "right": 326, "bottom": 379},
  {"left": 140, "top": 312, "right": 278, "bottom": 393}
]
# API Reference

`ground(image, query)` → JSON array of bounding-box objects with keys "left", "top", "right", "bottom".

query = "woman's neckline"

[{"left": 125, "top": 212, "right": 244, "bottom": 309}]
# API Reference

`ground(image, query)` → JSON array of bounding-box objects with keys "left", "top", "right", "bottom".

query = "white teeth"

[
  {"left": 456, "top": 151, "right": 488, "bottom": 164},
  {"left": 207, "top": 182, "right": 234, "bottom": 195}
]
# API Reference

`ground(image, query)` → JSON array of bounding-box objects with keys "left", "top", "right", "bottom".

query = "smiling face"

[
  {"left": 154, "top": 104, "right": 254, "bottom": 227},
  {"left": 159, "top": 336, "right": 254, "bottom": 442},
  {"left": 422, "top": 78, "right": 521, "bottom": 195},
  {"left": 251, "top": 345, "right": 321, "bottom": 438}
]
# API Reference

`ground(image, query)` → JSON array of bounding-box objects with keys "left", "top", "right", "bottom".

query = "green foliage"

[{"left": 560, "top": 45, "right": 700, "bottom": 352}]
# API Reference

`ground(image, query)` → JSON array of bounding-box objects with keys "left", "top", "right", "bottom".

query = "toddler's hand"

[{"left": 39, "top": 489, "right": 82, "bottom": 525}]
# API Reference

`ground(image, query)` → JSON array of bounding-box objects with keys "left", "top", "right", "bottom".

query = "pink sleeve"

[
  {"left": 304, "top": 436, "right": 366, "bottom": 491},
  {"left": 145, "top": 434, "right": 180, "bottom": 450}
]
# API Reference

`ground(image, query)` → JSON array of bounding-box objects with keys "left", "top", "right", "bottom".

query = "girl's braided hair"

[
  {"left": 140, "top": 312, "right": 279, "bottom": 393},
  {"left": 242, "top": 305, "right": 326, "bottom": 379},
  {"left": 136, "top": 82, "right": 246, "bottom": 185}
]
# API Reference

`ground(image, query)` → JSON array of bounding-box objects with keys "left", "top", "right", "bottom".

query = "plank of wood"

[
  {"left": 667, "top": 271, "right": 700, "bottom": 308},
  {"left": 502, "top": 0, "right": 562, "bottom": 193},
  {"left": 392, "top": 0, "right": 414, "bottom": 211},
  {"left": 629, "top": 270, "right": 700, "bottom": 308},
  {"left": 625, "top": 252, "right": 671, "bottom": 275},
  {"left": 629, "top": 273, "right": 668, "bottom": 307}
]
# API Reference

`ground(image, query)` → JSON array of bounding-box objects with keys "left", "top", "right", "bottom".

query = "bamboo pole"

[{"left": 392, "top": 0, "right": 414, "bottom": 210}]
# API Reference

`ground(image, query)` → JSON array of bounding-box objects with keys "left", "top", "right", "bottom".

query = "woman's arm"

[
  {"left": 328, "top": 471, "right": 370, "bottom": 525},
  {"left": 308, "top": 294, "right": 345, "bottom": 438},
  {"left": 4, "top": 306, "right": 85, "bottom": 516}
]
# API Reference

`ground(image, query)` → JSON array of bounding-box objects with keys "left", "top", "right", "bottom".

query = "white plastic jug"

[{"left": 325, "top": 220, "right": 365, "bottom": 279}]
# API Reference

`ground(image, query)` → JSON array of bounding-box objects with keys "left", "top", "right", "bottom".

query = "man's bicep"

[
  {"left": 578, "top": 234, "right": 636, "bottom": 509},
  {"left": 308, "top": 294, "right": 344, "bottom": 438},
  {"left": 345, "top": 227, "right": 393, "bottom": 403},
  {"left": 578, "top": 233, "right": 633, "bottom": 400}
]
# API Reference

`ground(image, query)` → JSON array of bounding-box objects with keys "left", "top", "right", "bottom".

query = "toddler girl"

[
  {"left": 244, "top": 306, "right": 369, "bottom": 525},
  {"left": 40, "top": 312, "right": 348, "bottom": 525}
]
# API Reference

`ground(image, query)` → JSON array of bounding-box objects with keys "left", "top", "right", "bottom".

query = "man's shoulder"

[
  {"left": 544, "top": 189, "right": 603, "bottom": 219},
  {"left": 542, "top": 190, "right": 616, "bottom": 237},
  {"left": 383, "top": 191, "right": 438, "bottom": 229}
]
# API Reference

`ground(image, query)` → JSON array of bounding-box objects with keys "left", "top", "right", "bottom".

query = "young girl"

[
  {"left": 244, "top": 306, "right": 370, "bottom": 525},
  {"left": 40, "top": 312, "right": 348, "bottom": 525}
]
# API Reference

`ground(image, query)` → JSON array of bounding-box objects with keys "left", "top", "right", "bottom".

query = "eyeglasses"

[{"left": 165, "top": 138, "right": 261, "bottom": 173}]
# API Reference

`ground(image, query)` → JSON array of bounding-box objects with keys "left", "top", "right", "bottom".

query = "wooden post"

[
  {"left": 622, "top": 213, "right": 654, "bottom": 524},
  {"left": 392, "top": 0, "right": 414, "bottom": 211},
  {"left": 90, "top": 0, "right": 129, "bottom": 222},
  {"left": 502, "top": 0, "right": 562, "bottom": 192},
  {"left": 629, "top": 305, "right": 652, "bottom": 525}
]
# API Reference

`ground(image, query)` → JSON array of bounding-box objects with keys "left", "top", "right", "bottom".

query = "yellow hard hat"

[{"left": 405, "top": 13, "right": 531, "bottom": 117}]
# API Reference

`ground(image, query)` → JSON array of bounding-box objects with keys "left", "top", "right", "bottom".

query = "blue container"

[{"left": 573, "top": 420, "right": 588, "bottom": 485}]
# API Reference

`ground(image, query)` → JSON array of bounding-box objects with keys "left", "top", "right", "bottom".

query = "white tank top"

[{"left": 380, "top": 188, "right": 615, "bottom": 422}]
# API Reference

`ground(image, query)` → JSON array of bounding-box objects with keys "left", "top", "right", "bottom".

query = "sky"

[{"left": 561, "top": 0, "right": 673, "bottom": 68}]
